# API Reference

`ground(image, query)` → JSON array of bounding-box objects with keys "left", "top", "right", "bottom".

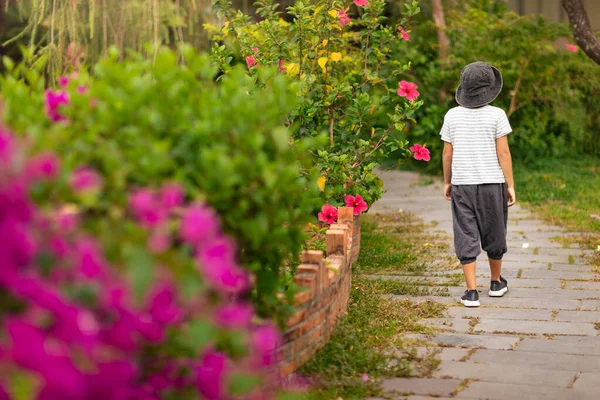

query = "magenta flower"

[
  {"left": 250, "top": 323, "right": 281, "bottom": 366},
  {"left": 75, "top": 238, "right": 108, "bottom": 280},
  {"left": 180, "top": 205, "right": 219, "bottom": 246},
  {"left": 344, "top": 194, "right": 368, "bottom": 215},
  {"left": 129, "top": 189, "right": 165, "bottom": 228},
  {"left": 354, "top": 0, "right": 369, "bottom": 6},
  {"left": 214, "top": 302, "right": 254, "bottom": 329},
  {"left": 338, "top": 10, "right": 351, "bottom": 27},
  {"left": 397, "top": 80, "right": 420, "bottom": 101},
  {"left": 160, "top": 182, "right": 184, "bottom": 210},
  {"left": 57, "top": 205, "right": 79, "bottom": 232},
  {"left": 69, "top": 167, "right": 102, "bottom": 193},
  {"left": 318, "top": 204, "right": 338, "bottom": 224},
  {"left": 278, "top": 59, "right": 286, "bottom": 73},
  {"left": 398, "top": 26, "right": 410, "bottom": 41},
  {"left": 196, "top": 238, "right": 251, "bottom": 295},
  {"left": 0, "top": 128, "right": 14, "bottom": 166},
  {"left": 565, "top": 44, "right": 578, "bottom": 53},
  {"left": 77, "top": 85, "right": 88, "bottom": 95},
  {"left": 196, "top": 350, "right": 229, "bottom": 400},
  {"left": 58, "top": 76, "right": 69, "bottom": 87},
  {"left": 25, "top": 152, "right": 60, "bottom": 181},
  {"left": 147, "top": 230, "right": 171, "bottom": 254},
  {"left": 148, "top": 283, "right": 183, "bottom": 326},
  {"left": 45, "top": 89, "right": 70, "bottom": 122},
  {"left": 409, "top": 143, "right": 431, "bottom": 162}
]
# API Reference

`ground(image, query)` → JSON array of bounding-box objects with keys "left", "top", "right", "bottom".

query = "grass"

[{"left": 300, "top": 213, "right": 448, "bottom": 399}]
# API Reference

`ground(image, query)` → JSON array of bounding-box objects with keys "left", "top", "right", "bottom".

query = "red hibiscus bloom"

[
  {"left": 398, "top": 26, "right": 410, "bottom": 41},
  {"left": 354, "top": 0, "right": 369, "bottom": 6},
  {"left": 344, "top": 194, "right": 368, "bottom": 215},
  {"left": 409, "top": 144, "right": 431, "bottom": 162},
  {"left": 565, "top": 44, "right": 578, "bottom": 53},
  {"left": 318, "top": 204, "right": 338, "bottom": 224},
  {"left": 338, "top": 11, "right": 351, "bottom": 27},
  {"left": 246, "top": 55, "right": 257, "bottom": 68},
  {"left": 397, "top": 80, "right": 420, "bottom": 101}
]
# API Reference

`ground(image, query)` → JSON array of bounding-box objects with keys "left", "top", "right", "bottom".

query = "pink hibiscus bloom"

[
  {"left": 278, "top": 59, "right": 286, "bottom": 73},
  {"left": 397, "top": 80, "right": 420, "bottom": 101},
  {"left": 409, "top": 143, "right": 431, "bottom": 162},
  {"left": 565, "top": 44, "right": 578, "bottom": 53},
  {"left": 318, "top": 204, "right": 338, "bottom": 224},
  {"left": 246, "top": 55, "right": 257, "bottom": 68},
  {"left": 338, "top": 11, "right": 351, "bottom": 27},
  {"left": 354, "top": 0, "right": 369, "bottom": 6},
  {"left": 344, "top": 194, "right": 368, "bottom": 215},
  {"left": 398, "top": 26, "right": 410, "bottom": 41}
]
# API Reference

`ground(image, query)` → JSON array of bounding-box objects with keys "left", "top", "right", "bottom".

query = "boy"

[{"left": 440, "top": 61, "right": 516, "bottom": 307}]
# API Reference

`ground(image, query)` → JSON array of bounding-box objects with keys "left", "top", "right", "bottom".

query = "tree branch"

[{"left": 562, "top": 0, "right": 600, "bottom": 66}]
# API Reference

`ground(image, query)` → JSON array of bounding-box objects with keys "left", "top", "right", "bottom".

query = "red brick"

[
  {"left": 286, "top": 307, "right": 307, "bottom": 328},
  {"left": 293, "top": 290, "right": 311, "bottom": 306},
  {"left": 326, "top": 228, "right": 348, "bottom": 256},
  {"left": 300, "top": 250, "right": 323, "bottom": 264}
]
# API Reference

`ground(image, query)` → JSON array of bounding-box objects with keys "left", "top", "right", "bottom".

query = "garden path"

[{"left": 369, "top": 170, "right": 600, "bottom": 400}]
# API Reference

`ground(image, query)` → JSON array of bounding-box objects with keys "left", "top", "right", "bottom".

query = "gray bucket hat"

[{"left": 455, "top": 61, "right": 503, "bottom": 108}]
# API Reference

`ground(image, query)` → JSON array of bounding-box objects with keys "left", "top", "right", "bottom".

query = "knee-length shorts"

[{"left": 451, "top": 183, "right": 508, "bottom": 265}]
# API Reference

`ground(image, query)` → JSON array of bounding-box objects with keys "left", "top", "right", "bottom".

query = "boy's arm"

[
  {"left": 442, "top": 141, "right": 453, "bottom": 200},
  {"left": 496, "top": 136, "right": 516, "bottom": 206}
]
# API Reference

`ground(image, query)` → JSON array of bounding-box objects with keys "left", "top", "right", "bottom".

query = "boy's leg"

[
  {"left": 451, "top": 185, "right": 481, "bottom": 290},
  {"left": 476, "top": 183, "right": 508, "bottom": 264},
  {"left": 462, "top": 261, "right": 477, "bottom": 290},
  {"left": 489, "top": 258, "right": 502, "bottom": 281}
]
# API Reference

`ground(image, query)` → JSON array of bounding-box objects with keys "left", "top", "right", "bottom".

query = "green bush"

[
  {"left": 0, "top": 45, "right": 320, "bottom": 318},
  {"left": 387, "top": 1, "right": 600, "bottom": 173}
]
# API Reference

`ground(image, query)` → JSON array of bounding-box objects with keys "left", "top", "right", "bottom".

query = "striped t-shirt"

[{"left": 440, "top": 105, "right": 512, "bottom": 185}]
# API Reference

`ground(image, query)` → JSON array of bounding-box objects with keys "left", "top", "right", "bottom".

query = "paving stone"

[
  {"left": 388, "top": 295, "right": 458, "bottom": 306},
  {"left": 573, "top": 372, "right": 600, "bottom": 391},
  {"left": 580, "top": 300, "right": 600, "bottom": 311},
  {"left": 515, "top": 337, "right": 600, "bottom": 356},
  {"left": 444, "top": 286, "right": 599, "bottom": 300},
  {"left": 474, "top": 318, "right": 597, "bottom": 335},
  {"left": 423, "top": 318, "right": 472, "bottom": 333},
  {"left": 470, "top": 349, "right": 600, "bottom": 372},
  {"left": 555, "top": 310, "right": 600, "bottom": 323},
  {"left": 481, "top": 296, "right": 581, "bottom": 310},
  {"left": 415, "top": 332, "right": 520, "bottom": 350},
  {"left": 519, "top": 269, "right": 596, "bottom": 279},
  {"left": 381, "top": 378, "right": 461, "bottom": 397},
  {"left": 498, "top": 278, "right": 563, "bottom": 288},
  {"left": 433, "top": 360, "right": 576, "bottom": 387},
  {"left": 455, "top": 381, "right": 582, "bottom": 400},
  {"left": 403, "top": 397, "right": 455, "bottom": 400},
  {"left": 567, "top": 281, "right": 600, "bottom": 291},
  {"left": 447, "top": 307, "right": 553, "bottom": 321}
]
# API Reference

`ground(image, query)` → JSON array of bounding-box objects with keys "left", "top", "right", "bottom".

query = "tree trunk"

[
  {"left": 562, "top": 0, "right": 600, "bottom": 66},
  {"left": 432, "top": 0, "right": 450, "bottom": 62}
]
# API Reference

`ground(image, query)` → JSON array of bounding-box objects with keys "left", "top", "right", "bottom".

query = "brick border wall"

[{"left": 276, "top": 207, "right": 360, "bottom": 378}]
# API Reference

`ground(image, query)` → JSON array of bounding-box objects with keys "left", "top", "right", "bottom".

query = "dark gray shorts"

[{"left": 451, "top": 183, "right": 508, "bottom": 265}]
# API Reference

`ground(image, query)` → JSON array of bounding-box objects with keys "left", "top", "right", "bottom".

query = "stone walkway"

[{"left": 369, "top": 170, "right": 600, "bottom": 400}]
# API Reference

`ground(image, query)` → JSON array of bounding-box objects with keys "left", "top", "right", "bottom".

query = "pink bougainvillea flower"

[
  {"left": 129, "top": 189, "right": 165, "bottom": 228},
  {"left": 76, "top": 85, "right": 88, "bottom": 95},
  {"left": 565, "top": 44, "right": 578, "bottom": 53},
  {"left": 147, "top": 230, "right": 171, "bottom": 254},
  {"left": 68, "top": 167, "right": 102, "bottom": 193},
  {"left": 214, "top": 302, "right": 254, "bottom": 329},
  {"left": 278, "top": 59, "right": 286, "bottom": 73},
  {"left": 196, "top": 350, "right": 229, "bottom": 400},
  {"left": 251, "top": 323, "right": 281, "bottom": 366},
  {"left": 148, "top": 283, "right": 183, "bottom": 326},
  {"left": 397, "top": 80, "right": 420, "bottom": 101},
  {"left": 196, "top": 237, "right": 251, "bottom": 295},
  {"left": 44, "top": 89, "right": 70, "bottom": 122},
  {"left": 398, "top": 26, "right": 410, "bottom": 41},
  {"left": 409, "top": 143, "right": 431, "bottom": 162},
  {"left": 56, "top": 205, "right": 79, "bottom": 232},
  {"left": 0, "top": 128, "right": 14, "bottom": 166},
  {"left": 58, "top": 76, "right": 69, "bottom": 87},
  {"left": 74, "top": 238, "right": 108, "bottom": 280},
  {"left": 354, "top": 0, "right": 369, "bottom": 6},
  {"left": 25, "top": 152, "right": 60, "bottom": 181},
  {"left": 344, "top": 194, "right": 368, "bottom": 215},
  {"left": 318, "top": 204, "right": 338, "bottom": 224},
  {"left": 338, "top": 10, "right": 351, "bottom": 27},
  {"left": 160, "top": 182, "right": 184, "bottom": 210},
  {"left": 179, "top": 205, "right": 220, "bottom": 246}
]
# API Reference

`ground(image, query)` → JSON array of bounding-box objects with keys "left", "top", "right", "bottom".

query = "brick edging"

[{"left": 275, "top": 207, "right": 360, "bottom": 378}]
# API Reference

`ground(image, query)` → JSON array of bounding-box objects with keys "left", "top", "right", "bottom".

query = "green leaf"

[
  {"left": 124, "top": 245, "right": 154, "bottom": 301},
  {"left": 229, "top": 373, "right": 263, "bottom": 395}
]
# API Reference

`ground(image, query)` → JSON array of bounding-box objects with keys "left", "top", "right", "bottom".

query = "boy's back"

[{"left": 441, "top": 105, "right": 512, "bottom": 185}]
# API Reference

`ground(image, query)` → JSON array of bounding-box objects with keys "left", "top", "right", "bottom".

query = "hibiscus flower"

[
  {"left": 338, "top": 11, "right": 351, "bottom": 27},
  {"left": 398, "top": 26, "right": 410, "bottom": 41},
  {"left": 318, "top": 204, "right": 338, "bottom": 224},
  {"left": 344, "top": 194, "right": 368, "bottom": 215},
  {"left": 409, "top": 144, "right": 431, "bottom": 162},
  {"left": 397, "top": 80, "right": 420, "bottom": 101}
]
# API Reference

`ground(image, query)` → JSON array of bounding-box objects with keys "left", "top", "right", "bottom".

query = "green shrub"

[{"left": 0, "top": 45, "right": 320, "bottom": 318}]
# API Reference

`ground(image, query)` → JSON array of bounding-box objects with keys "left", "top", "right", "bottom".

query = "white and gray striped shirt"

[{"left": 440, "top": 105, "right": 512, "bottom": 185}]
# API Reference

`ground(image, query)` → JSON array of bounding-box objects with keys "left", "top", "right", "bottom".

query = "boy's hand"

[
  {"left": 444, "top": 184, "right": 452, "bottom": 201},
  {"left": 507, "top": 186, "right": 516, "bottom": 207}
]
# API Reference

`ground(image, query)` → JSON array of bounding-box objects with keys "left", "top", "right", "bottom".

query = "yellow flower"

[
  {"left": 318, "top": 57, "right": 328, "bottom": 73},
  {"left": 321, "top": 39, "right": 329, "bottom": 47},
  {"left": 328, "top": 10, "right": 338, "bottom": 18},
  {"left": 278, "top": 18, "right": 290, "bottom": 27},
  {"left": 286, "top": 62, "right": 300, "bottom": 75},
  {"left": 330, "top": 52, "right": 342, "bottom": 62},
  {"left": 317, "top": 176, "right": 326, "bottom": 192},
  {"left": 315, "top": 6, "right": 324, "bottom": 15}
]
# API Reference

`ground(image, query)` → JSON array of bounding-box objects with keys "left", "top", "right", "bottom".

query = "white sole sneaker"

[
  {"left": 460, "top": 299, "right": 481, "bottom": 307},
  {"left": 488, "top": 287, "right": 508, "bottom": 297}
]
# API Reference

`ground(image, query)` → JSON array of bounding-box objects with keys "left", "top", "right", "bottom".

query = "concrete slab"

[
  {"left": 555, "top": 310, "right": 600, "bottom": 323},
  {"left": 515, "top": 337, "right": 600, "bottom": 356},
  {"left": 470, "top": 349, "right": 600, "bottom": 372},
  {"left": 474, "top": 318, "right": 597, "bottom": 336},
  {"left": 456, "top": 381, "right": 582, "bottom": 400},
  {"left": 381, "top": 378, "right": 461, "bottom": 397},
  {"left": 415, "top": 332, "right": 520, "bottom": 350},
  {"left": 446, "top": 307, "right": 553, "bottom": 321}
]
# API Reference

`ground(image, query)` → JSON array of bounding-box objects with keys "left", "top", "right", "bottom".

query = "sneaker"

[
  {"left": 460, "top": 289, "right": 480, "bottom": 307},
  {"left": 489, "top": 276, "right": 509, "bottom": 297}
]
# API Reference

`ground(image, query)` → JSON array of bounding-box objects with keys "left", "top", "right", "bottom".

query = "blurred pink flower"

[
  {"left": 397, "top": 80, "right": 420, "bottom": 101},
  {"left": 278, "top": 59, "right": 286, "bottom": 73},
  {"left": 565, "top": 44, "right": 578, "bottom": 53},
  {"left": 69, "top": 167, "right": 102, "bottom": 193},
  {"left": 344, "top": 194, "right": 368, "bottom": 215},
  {"left": 75, "top": 238, "right": 108, "bottom": 280},
  {"left": 196, "top": 238, "right": 251, "bottom": 295},
  {"left": 318, "top": 204, "right": 338, "bottom": 224},
  {"left": 398, "top": 26, "right": 410, "bottom": 41},
  {"left": 180, "top": 205, "right": 219, "bottom": 246},
  {"left": 0, "top": 129, "right": 14, "bottom": 166},
  {"left": 246, "top": 55, "right": 258, "bottom": 68},
  {"left": 160, "top": 182, "right": 184, "bottom": 210},
  {"left": 409, "top": 143, "right": 431, "bottom": 162},
  {"left": 354, "top": 0, "right": 369, "bottom": 6},
  {"left": 45, "top": 89, "right": 70, "bottom": 122},
  {"left": 361, "top": 373, "right": 369, "bottom": 382},
  {"left": 58, "top": 76, "right": 69, "bottom": 87},
  {"left": 147, "top": 230, "right": 171, "bottom": 254},
  {"left": 57, "top": 205, "right": 79, "bottom": 232},
  {"left": 214, "top": 302, "right": 254, "bottom": 329},
  {"left": 129, "top": 189, "right": 165, "bottom": 228},
  {"left": 251, "top": 323, "right": 281, "bottom": 366},
  {"left": 338, "top": 11, "right": 351, "bottom": 27},
  {"left": 26, "top": 152, "right": 60, "bottom": 181},
  {"left": 148, "top": 283, "right": 183, "bottom": 326},
  {"left": 196, "top": 350, "right": 229, "bottom": 400},
  {"left": 77, "top": 85, "right": 88, "bottom": 95}
]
